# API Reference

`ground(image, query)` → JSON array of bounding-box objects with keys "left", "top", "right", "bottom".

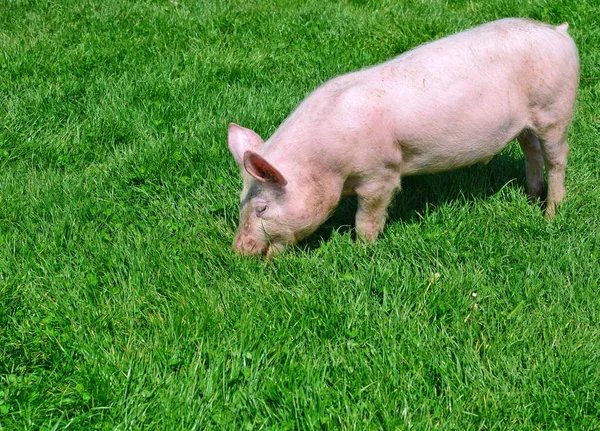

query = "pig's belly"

[
  {"left": 392, "top": 93, "right": 527, "bottom": 176},
  {"left": 398, "top": 128, "right": 522, "bottom": 177}
]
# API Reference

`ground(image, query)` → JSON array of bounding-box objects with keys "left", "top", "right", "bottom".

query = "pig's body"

[{"left": 228, "top": 18, "right": 579, "bottom": 256}]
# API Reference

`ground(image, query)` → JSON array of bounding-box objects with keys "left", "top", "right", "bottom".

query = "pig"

[{"left": 228, "top": 18, "right": 579, "bottom": 256}]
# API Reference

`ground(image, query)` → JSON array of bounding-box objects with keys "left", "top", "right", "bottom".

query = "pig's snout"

[
  {"left": 233, "top": 235, "right": 270, "bottom": 257},
  {"left": 233, "top": 231, "right": 288, "bottom": 257}
]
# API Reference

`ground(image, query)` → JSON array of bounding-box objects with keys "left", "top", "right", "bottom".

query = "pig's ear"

[
  {"left": 243, "top": 151, "right": 288, "bottom": 187},
  {"left": 228, "top": 123, "right": 264, "bottom": 166}
]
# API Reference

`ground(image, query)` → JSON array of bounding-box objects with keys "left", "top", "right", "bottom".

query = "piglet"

[{"left": 228, "top": 18, "right": 579, "bottom": 256}]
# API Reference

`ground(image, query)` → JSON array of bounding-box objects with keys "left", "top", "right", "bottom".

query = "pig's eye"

[{"left": 255, "top": 205, "right": 268, "bottom": 216}]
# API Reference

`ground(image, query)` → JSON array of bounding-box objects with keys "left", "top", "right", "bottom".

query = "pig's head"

[{"left": 228, "top": 123, "right": 333, "bottom": 256}]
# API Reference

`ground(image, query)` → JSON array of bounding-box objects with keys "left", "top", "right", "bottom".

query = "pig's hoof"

[
  {"left": 356, "top": 228, "right": 380, "bottom": 242},
  {"left": 526, "top": 184, "right": 545, "bottom": 203},
  {"left": 544, "top": 201, "right": 561, "bottom": 220}
]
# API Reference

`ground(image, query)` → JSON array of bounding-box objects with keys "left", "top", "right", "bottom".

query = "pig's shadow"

[{"left": 300, "top": 152, "right": 532, "bottom": 251}]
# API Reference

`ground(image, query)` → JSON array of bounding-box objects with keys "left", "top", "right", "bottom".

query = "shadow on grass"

[{"left": 299, "top": 152, "right": 532, "bottom": 252}]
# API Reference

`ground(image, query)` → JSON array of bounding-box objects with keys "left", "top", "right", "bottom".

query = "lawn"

[{"left": 1, "top": 0, "right": 599, "bottom": 429}]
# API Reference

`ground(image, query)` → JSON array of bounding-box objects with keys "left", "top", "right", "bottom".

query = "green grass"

[{"left": 1, "top": 0, "right": 600, "bottom": 429}]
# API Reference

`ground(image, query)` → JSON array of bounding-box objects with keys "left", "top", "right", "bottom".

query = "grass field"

[{"left": 1, "top": 0, "right": 600, "bottom": 429}]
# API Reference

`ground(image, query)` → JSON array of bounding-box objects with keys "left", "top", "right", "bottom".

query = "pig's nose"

[
  {"left": 233, "top": 236, "right": 260, "bottom": 255},
  {"left": 233, "top": 237, "right": 245, "bottom": 253}
]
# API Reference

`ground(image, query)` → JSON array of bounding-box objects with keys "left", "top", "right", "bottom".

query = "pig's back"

[
  {"left": 375, "top": 18, "right": 574, "bottom": 83},
  {"left": 339, "top": 18, "right": 578, "bottom": 174}
]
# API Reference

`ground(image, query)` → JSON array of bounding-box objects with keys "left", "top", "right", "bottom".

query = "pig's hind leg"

[
  {"left": 537, "top": 125, "right": 569, "bottom": 220},
  {"left": 354, "top": 173, "right": 401, "bottom": 241},
  {"left": 517, "top": 130, "right": 545, "bottom": 202}
]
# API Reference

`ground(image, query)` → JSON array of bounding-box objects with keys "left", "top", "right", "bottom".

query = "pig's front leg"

[{"left": 354, "top": 173, "right": 401, "bottom": 241}]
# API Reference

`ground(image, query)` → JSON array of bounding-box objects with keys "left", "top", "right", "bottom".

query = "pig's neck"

[
  {"left": 263, "top": 120, "right": 348, "bottom": 233},
  {"left": 279, "top": 155, "right": 345, "bottom": 241}
]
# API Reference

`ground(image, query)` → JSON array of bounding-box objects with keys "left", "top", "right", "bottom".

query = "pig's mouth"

[
  {"left": 257, "top": 240, "right": 286, "bottom": 257},
  {"left": 255, "top": 241, "right": 272, "bottom": 257}
]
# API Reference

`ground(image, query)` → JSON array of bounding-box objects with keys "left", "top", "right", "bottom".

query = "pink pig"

[{"left": 228, "top": 18, "right": 579, "bottom": 256}]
